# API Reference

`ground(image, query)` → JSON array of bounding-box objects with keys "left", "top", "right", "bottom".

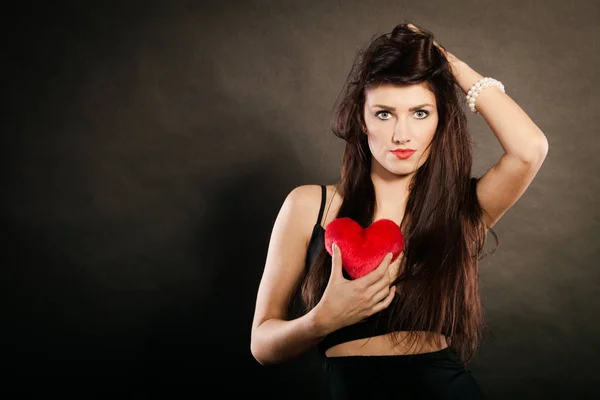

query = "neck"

[{"left": 370, "top": 167, "right": 413, "bottom": 225}]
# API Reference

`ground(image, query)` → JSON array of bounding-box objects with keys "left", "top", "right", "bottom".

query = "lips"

[{"left": 391, "top": 149, "right": 416, "bottom": 159}]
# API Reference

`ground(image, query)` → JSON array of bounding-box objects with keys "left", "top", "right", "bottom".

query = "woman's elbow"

[
  {"left": 250, "top": 331, "right": 275, "bottom": 366},
  {"left": 251, "top": 341, "right": 280, "bottom": 366},
  {"left": 250, "top": 341, "right": 266, "bottom": 365}
]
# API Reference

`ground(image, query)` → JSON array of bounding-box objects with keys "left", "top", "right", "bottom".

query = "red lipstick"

[{"left": 391, "top": 149, "right": 416, "bottom": 159}]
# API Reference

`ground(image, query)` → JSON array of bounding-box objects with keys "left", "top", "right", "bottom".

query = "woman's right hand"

[{"left": 313, "top": 243, "right": 399, "bottom": 334}]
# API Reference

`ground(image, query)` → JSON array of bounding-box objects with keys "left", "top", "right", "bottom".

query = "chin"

[
  {"left": 383, "top": 167, "right": 414, "bottom": 177},
  {"left": 393, "top": 170, "right": 415, "bottom": 178}
]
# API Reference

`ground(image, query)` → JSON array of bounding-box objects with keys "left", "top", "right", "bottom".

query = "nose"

[
  {"left": 392, "top": 129, "right": 410, "bottom": 144},
  {"left": 392, "top": 117, "right": 412, "bottom": 143}
]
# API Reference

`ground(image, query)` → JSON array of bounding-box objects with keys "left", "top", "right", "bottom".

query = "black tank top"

[{"left": 306, "top": 185, "right": 447, "bottom": 356}]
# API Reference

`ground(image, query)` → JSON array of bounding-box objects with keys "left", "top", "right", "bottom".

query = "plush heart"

[{"left": 324, "top": 217, "right": 404, "bottom": 279}]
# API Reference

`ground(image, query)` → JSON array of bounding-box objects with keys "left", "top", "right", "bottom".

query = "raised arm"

[
  {"left": 456, "top": 61, "right": 549, "bottom": 228},
  {"left": 250, "top": 185, "right": 328, "bottom": 365}
]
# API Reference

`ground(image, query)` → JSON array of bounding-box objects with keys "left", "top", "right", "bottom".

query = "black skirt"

[{"left": 323, "top": 347, "right": 487, "bottom": 399}]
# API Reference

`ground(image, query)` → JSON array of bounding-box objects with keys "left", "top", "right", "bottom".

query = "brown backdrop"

[{"left": 2, "top": 0, "right": 599, "bottom": 398}]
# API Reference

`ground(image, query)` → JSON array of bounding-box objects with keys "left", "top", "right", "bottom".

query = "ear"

[{"left": 360, "top": 122, "right": 368, "bottom": 133}]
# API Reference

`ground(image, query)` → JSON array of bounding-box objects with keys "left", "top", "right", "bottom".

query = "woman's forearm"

[
  {"left": 251, "top": 307, "right": 330, "bottom": 365},
  {"left": 454, "top": 61, "right": 548, "bottom": 161}
]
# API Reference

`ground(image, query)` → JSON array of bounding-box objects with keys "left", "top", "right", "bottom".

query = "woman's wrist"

[{"left": 307, "top": 304, "right": 334, "bottom": 339}]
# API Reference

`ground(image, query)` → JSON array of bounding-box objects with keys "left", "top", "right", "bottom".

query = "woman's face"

[{"left": 363, "top": 83, "right": 439, "bottom": 177}]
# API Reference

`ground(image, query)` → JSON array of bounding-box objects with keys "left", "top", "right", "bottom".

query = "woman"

[{"left": 250, "top": 22, "right": 548, "bottom": 399}]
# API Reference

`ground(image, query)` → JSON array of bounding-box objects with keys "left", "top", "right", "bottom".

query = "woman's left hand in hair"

[{"left": 407, "top": 23, "right": 465, "bottom": 78}]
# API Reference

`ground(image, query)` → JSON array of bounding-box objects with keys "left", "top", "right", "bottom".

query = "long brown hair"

[{"left": 300, "top": 22, "right": 498, "bottom": 364}]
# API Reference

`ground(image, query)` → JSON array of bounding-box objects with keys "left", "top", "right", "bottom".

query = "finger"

[
  {"left": 369, "top": 284, "right": 391, "bottom": 306},
  {"left": 366, "top": 257, "right": 400, "bottom": 294},
  {"left": 374, "top": 252, "right": 395, "bottom": 280},
  {"left": 387, "top": 255, "right": 402, "bottom": 281},
  {"left": 371, "top": 286, "right": 396, "bottom": 314},
  {"left": 407, "top": 23, "right": 443, "bottom": 52},
  {"left": 365, "top": 266, "right": 395, "bottom": 297},
  {"left": 356, "top": 252, "right": 392, "bottom": 287},
  {"left": 329, "top": 243, "right": 343, "bottom": 281}
]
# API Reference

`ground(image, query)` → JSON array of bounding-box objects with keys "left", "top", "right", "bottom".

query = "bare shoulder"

[
  {"left": 289, "top": 184, "right": 342, "bottom": 229},
  {"left": 286, "top": 184, "right": 322, "bottom": 212},
  {"left": 284, "top": 184, "right": 324, "bottom": 238}
]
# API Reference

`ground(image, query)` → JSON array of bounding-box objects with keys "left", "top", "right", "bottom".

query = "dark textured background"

[{"left": 2, "top": 0, "right": 599, "bottom": 397}]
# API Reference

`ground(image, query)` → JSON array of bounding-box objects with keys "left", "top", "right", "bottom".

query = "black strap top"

[{"left": 306, "top": 185, "right": 446, "bottom": 356}]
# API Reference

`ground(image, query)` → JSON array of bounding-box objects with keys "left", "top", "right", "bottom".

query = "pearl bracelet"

[{"left": 466, "top": 77, "right": 505, "bottom": 114}]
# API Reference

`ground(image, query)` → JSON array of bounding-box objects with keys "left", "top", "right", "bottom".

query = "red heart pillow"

[{"left": 324, "top": 217, "right": 404, "bottom": 279}]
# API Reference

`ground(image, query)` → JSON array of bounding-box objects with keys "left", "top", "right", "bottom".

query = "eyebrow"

[{"left": 371, "top": 103, "right": 435, "bottom": 111}]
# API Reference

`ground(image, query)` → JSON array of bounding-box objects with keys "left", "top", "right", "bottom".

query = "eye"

[
  {"left": 375, "top": 111, "right": 392, "bottom": 120},
  {"left": 415, "top": 110, "right": 429, "bottom": 119}
]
